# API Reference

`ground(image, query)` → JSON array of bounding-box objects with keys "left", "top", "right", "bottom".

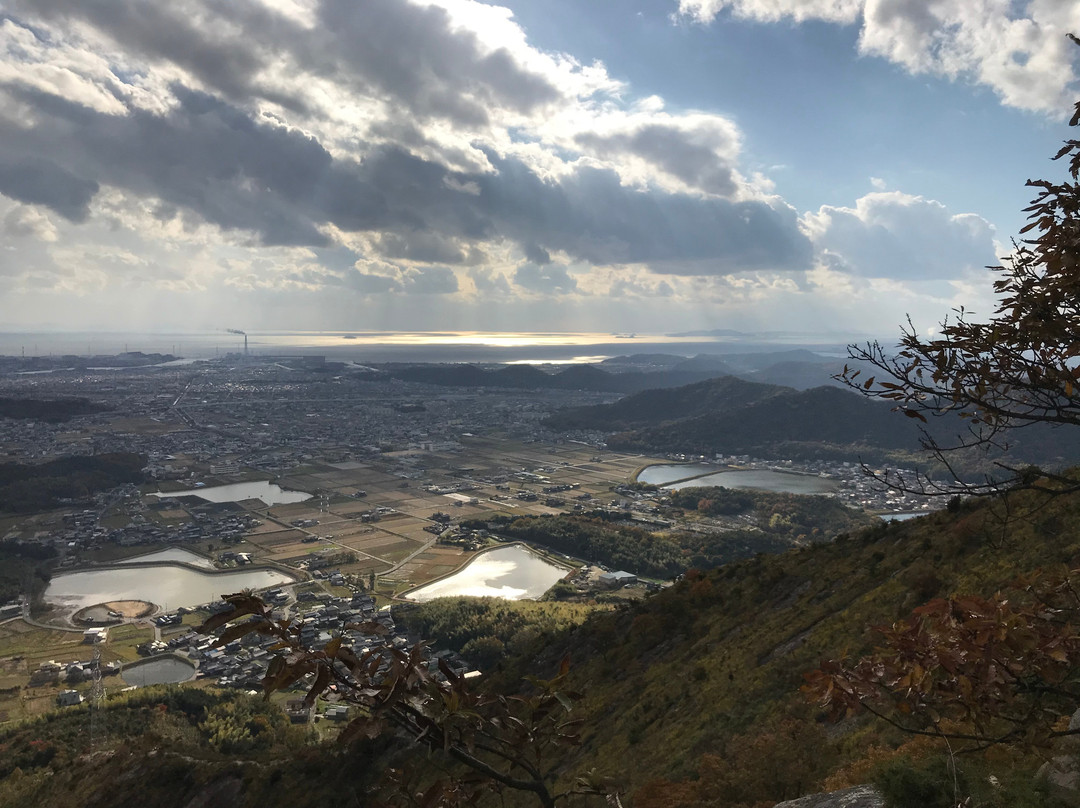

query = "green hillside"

[
  {"left": 6, "top": 485, "right": 1080, "bottom": 807},
  {"left": 489, "top": 482, "right": 1080, "bottom": 805}
]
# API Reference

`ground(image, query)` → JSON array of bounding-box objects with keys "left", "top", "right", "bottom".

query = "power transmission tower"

[{"left": 88, "top": 645, "right": 107, "bottom": 749}]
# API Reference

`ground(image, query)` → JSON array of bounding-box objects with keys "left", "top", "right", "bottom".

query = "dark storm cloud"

[
  {"left": 0, "top": 83, "right": 812, "bottom": 273},
  {"left": 523, "top": 243, "right": 552, "bottom": 265},
  {"left": 0, "top": 156, "right": 98, "bottom": 222},
  {"left": 475, "top": 154, "right": 812, "bottom": 272},
  {"left": 0, "top": 85, "right": 332, "bottom": 244}
]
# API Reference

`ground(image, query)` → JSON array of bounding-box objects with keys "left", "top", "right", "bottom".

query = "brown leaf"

[
  {"left": 338, "top": 715, "right": 385, "bottom": 744},
  {"left": 304, "top": 664, "right": 332, "bottom": 707},
  {"left": 214, "top": 618, "right": 266, "bottom": 647}
]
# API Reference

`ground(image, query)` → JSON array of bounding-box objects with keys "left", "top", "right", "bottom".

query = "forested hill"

[
  {"left": 544, "top": 376, "right": 923, "bottom": 462},
  {"left": 372, "top": 363, "right": 730, "bottom": 393},
  {"left": 566, "top": 376, "right": 1080, "bottom": 470},
  {"left": 542, "top": 374, "right": 791, "bottom": 430},
  {"left": 607, "top": 384, "right": 920, "bottom": 460}
]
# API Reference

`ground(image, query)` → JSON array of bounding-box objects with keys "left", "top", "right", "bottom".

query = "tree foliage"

[
  {"left": 839, "top": 84, "right": 1080, "bottom": 496},
  {"left": 392, "top": 597, "right": 595, "bottom": 669},
  {"left": 805, "top": 568, "right": 1080, "bottom": 750},
  {"left": 669, "top": 485, "right": 872, "bottom": 539},
  {"left": 0, "top": 453, "right": 146, "bottom": 513},
  {"left": 489, "top": 515, "right": 685, "bottom": 578},
  {"left": 196, "top": 592, "right": 615, "bottom": 808},
  {"left": 0, "top": 397, "right": 107, "bottom": 423},
  {"left": 811, "top": 73, "right": 1080, "bottom": 783},
  {"left": 0, "top": 541, "right": 56, "bottom": 605},
  {"left": 484, "top": 501, "right": 870, "bottom": 582}
]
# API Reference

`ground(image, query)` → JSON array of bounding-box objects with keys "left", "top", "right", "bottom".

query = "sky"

[{"left": 0, "top": 0, "right": 1077, "bottom": 339}]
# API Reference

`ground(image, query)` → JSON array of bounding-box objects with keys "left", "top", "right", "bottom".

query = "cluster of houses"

[
  {"left": 34, "top": 656, "right": 121, "bottom": 694},
  {"left": 216, "top": 550, "right": 253, "bottom": 565},
  {"left": 53, "top": 499, "right": 262, "bottom": 556},
  {"left": 119, "top": 590, "right": 478, "bottom": 723}
]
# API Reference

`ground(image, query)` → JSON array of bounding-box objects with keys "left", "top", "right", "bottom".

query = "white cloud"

[
  {"left": 2, "top": 205, "right": 58, "bottom": 242},
  {"left": 0, "top": 0, "right": 811, "bottom": 284},
  {"left": 676, "top": 0, "right": 1080, "bottom": 113},
  {"left": 802, "top": 190, "right": 998, "bottom": 279},
  {"left": 678, "top": 0, "right": 860, "bottom": 25},
  {"left": 0, "top": 0, "right": 1021, "bottom": 337}
]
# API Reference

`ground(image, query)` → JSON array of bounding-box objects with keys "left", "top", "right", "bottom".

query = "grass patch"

[{"left": 0, "top": 625, "right": 81, "bottom": 660}]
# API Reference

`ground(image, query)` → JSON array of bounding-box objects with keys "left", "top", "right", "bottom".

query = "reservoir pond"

[
  {"left": 122, "top": 656, "right": 196, "bottom": 687},
  {"left": 638, "top": 464, "right": 838, "bottom": 494},
  {"left": 161, "top": 480, "right": 311, "bottom": 506},
  {"left": 117, "top": 548, "right": 216, "bottom": 569},
  {"left": 635, "top": 464, "right": 717, "bottom": 485},
  {"left": 45, "top": 565, "right": 294, "bottom": 611},
  {"left": 404, "top": 545, "right": 569, "bottom": 602}
]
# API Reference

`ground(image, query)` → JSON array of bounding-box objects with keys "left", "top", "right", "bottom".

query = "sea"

[{"left": 0, "top": 330, "right": 860, "bottom": 365}]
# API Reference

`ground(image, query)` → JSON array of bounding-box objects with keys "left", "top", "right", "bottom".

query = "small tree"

[
  {"left": 809, "top": 37, "right": 1080, "bottom": 768},
  {"left": 839, "top": 70, "right": 1080, "bottom": 497}
]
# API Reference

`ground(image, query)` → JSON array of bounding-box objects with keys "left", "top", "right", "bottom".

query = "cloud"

[
  {"left": 522, "top": 243, "right": 552, "bottom": 265},
  {"left": 340, "top": 267, "right": 403, "bottom": 294},
  {"left": 0, "top": 155, "right": 100, "bottom": 222},
  {"left": 608, "top": 276, "right": 675, "bottom": 297},
  {"left": 477, "top": 155, "right": 813, "bottom": 273},
  {"left": 678, "top": 0, "right": 860, "bottom": 24},
  {"left": 513, "top": 263, "right": 578, "bottom": 294},
  {"left": 2, "top": 205, "right": 58, "bottom": 241},
  {"left": 0, "top": 0, "right": 1013, "bottom": 336},
  {"left": 468, "top": 266, "right": 512, "bottom": 295},
  {"left": 0, "top": 78, "right": 813, "bottom": 276},
  {"left": 403, "top": 265, "right": 459, "bottom": 293},
  {"left": 676, "top": 0, "right": 1080, "bottom": 113},
  {"left": 12, "top": 0, "right": 563, "bottom": 123},
  {"left": 371, "top": 231, "right": 486, "bottom": 265},
  {"left": 802, "top": 190, "right": 998, "bottom": 279},
  {"left": 573, "top": 115, "right": 742, "bottom": 197}
]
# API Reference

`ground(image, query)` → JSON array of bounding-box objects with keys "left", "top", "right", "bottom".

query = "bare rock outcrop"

[{"left": 773, "top": 784, "right": 883, "bottom": 808}]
